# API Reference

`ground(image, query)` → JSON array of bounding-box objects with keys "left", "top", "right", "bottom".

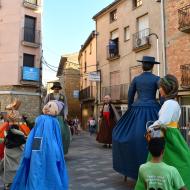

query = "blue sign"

[
  {"left": 22, "top": 66, "right": 40, "bottom": 81},
  {"left": 73, "top": 90, "right": 79, "bottom": 98}
]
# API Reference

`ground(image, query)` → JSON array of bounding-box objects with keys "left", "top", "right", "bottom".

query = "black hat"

[
  {"left": 137, "top": 56, "right": 160, "bottom": 64},
  {"left": 51, "top": 82, "right": 62, "bottom": 90}
]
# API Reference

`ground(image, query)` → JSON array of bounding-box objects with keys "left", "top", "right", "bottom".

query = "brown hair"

[{"left": 159, "top": 74, "right": 179, "bottom": 99}]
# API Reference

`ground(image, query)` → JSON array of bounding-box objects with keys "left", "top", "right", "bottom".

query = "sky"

[{"left": 42, "top": 0, "right": 113, "bottom": 84}]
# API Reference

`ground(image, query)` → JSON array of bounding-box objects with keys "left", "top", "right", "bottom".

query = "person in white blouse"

[{"left": 135, "top": 74, "right": 190, "bottom": 190}]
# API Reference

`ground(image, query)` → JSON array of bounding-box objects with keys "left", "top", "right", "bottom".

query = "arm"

[
  {"left": 128, "top": 78, "right": 136, "bottom": 109},
  {"left": 63, "top": 94, "right": 68, "bottom": 119},
  {"left": 180, "top": 187, "right": 187, "bottom": 190},
  {"left": 150, "top": 101, "right": 176, "bottom": 128}
]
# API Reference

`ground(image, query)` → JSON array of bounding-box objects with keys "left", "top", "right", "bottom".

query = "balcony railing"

[
  {"left": 179, "top": 105, "right": 190, "bottom": 145},
  {"left": 23, "top": 0, "right": 39, "bottom": 9},
  {"left": 22, "top": 27, "right": 41, "bottom": 48},
  {"left": 107, "top": 41, "right": 120, "bottom": 60},
  {"left": 79, "top": 86, "right": 96, "bottom": 100},
  {"left": 178, "top": 4, "right": 190, "bottom": 33},
  {"left": 180, "top": 64, "right": 190, "bottom": 89},
  {"left": 133, "top": 28, "right": 151, "bottom": 52},
  {"left": 101, "top": 83, "right": 129, "bottom": 101}
]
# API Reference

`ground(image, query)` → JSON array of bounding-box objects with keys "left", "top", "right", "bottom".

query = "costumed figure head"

[
  {"left": 51, "top": 82, "right": 62, "bottom": 93},
  {"left": 159, "top": 74, "right": 179, "bottom": 99},
  {"left": 43, "top": 100, "right": 64, "bottom": 116},
  {"left": 137, "top": 56, "right": 160, "bottom": 72},
  {"left": 103, "top": 95, "right": 111, "bottom": 104},
  {"left": 5, "top": 99, "right": 22, "bottom": 122}
]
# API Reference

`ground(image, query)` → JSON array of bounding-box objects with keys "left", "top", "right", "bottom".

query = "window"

[
  {"left": 133, "top": 0, "right": 142, "bottom": 8},
  {"left": 124, "top": 26, "right": 130, "bottom": 41},
  {"left": 89, "top": 43, "right": 92, "bottom": 55},
  {"left": 84, "top": 51, "right": 87, "bottom": 72},
  {"left": 108, "top": 29, "right": 119, "bottom": 58},
  {"left": 110, "top": 9, "right": 117, "bottom": 23},
  {"left": 110, "top": 71, "right": 120, "bottom": 100},
  {"left": 23, "top": 53, "right": 35, "bottom": 67},
  {"left": 24, "top": 15, "right": 36, "bottom": 43}
]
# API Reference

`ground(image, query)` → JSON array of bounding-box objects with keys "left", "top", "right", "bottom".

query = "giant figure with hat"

[
  {"left": 44, "top": 82, "right": 70, "bottom": 154},
  {"left": 11, "top": 100, "right": 68, "bottom": 190},
  {"left": 112, "top": 56, "right": 161, "bottom": 180}
]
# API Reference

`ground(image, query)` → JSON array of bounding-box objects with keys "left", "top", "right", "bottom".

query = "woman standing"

[
  {"left": 96, "top": 95, "right": 119, "bottom": 148},
  {"left": 112, "top": 56, "right": 161, "bottom": 180},
  {"left": 135, "top": 74, "right": 190, "bottom": 190}
]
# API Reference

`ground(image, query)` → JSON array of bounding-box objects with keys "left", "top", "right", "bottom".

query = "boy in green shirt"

[{"left": 135, "top": 138, "right": 187, "bottom": 190}]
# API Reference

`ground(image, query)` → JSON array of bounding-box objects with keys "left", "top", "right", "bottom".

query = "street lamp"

[{"left": 149, "top": 33, "right": 160, "bottom": 76}]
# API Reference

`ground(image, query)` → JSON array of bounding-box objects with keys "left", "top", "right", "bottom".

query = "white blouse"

[{"left": 150, "top": 99, "right": 181, "bottom": 127}]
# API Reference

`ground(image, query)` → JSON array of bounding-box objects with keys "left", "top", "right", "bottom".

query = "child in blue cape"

[{"left": 11, "top": 100, "right": 68, "bottom": 190}]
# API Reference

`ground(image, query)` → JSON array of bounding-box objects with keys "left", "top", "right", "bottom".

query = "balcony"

[
  {"left": 107, "top": 40, "right": 120, "bottom": 60},
  {"left": 23, "top": 0, "right": 39, "bottom": 10},
  {"left": 79, "top": 86, "right": 96, "bottom": 101},
  {"left": 101, "top": 84, "right": 129, "bottom": 101},
  {"left": 178, "top": 4, "right": 190, "bottom": 33},
  {"left": 133, "top": 28, "right": 151, "bottom": 52},
  {"left": 181, "top": 64, "right": 190, "bottom": 89},
  {"left": 22, "top": 27, "right": 41, "bottom": 48}
]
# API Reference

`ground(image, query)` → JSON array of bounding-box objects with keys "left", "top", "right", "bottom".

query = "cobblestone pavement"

[{"left": 65, "top": 131, "right": 135, "bottom": 190}]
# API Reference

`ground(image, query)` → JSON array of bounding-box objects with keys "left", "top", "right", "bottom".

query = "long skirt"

[
  {"left": 112, "top": 105, "right": 160, "bottom": 179},
  {"left": 57, "top": 116, "right": 71, "bottom": 155},
  {"left": 135, "top": 127, "right": 190, "bottom": 190},
  {"left": 96, "top": 113, "right": 115, "bottom": 144},
  {"left": 0, "top": 146, "right": 23, "bottom": 184}
]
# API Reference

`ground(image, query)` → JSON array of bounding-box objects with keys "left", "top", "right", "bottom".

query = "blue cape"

[{"left": 11, "top": 115, "right": 68, "bottom": 190}]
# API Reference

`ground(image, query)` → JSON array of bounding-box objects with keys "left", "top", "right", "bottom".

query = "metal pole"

[{"left": 149, "top": 33, "right": 160, "bottom": 76}]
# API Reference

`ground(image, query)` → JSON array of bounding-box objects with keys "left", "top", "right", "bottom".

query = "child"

[
  {"left": 88, "top": 116, "right": 96, "bottom": 136},
  {"left": 135, "top": 137, "right": 187, "bottom": 190}
]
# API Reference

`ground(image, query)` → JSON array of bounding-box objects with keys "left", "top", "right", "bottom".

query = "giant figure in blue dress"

[
  {"left": 112, "top": 56, "right": 161, "bottom": 180},
  {"left": 11, "top": 100, "right": 68, "bottom": 190}
]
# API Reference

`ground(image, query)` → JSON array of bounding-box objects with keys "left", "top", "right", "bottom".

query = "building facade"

[
  {"left": 0, "top": 0, "right": 42, "bottom": 120},
  {"left": 57, "top": 53, "right": 80, "bottom": 119},
  {"left": 93, "top": 0, "right": 163, "bottom": 114},
  {"left": 164, "top": 0, "right": 190, "bottom": 135},
  {"left": 78, "top": 31, "right": 97, "bottom": 129}
]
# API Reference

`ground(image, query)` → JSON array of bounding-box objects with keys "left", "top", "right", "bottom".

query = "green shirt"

[{"left": 137, "top": 161, "right": 185, "bottom": 190}]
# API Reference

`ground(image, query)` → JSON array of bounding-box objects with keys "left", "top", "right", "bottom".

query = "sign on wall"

[
  {"left": 22, "top": 66, "right": 40, "bottom": 81},
  {"left": 88, "top": 71, "right": 100, "bottom": 81},
  {"left": 73, "top": 90, "right": 79, "bottom": 98}
]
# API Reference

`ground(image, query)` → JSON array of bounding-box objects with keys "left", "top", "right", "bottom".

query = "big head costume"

[{"left": 11, "top": 100, "right": 68, "bottom": 190}]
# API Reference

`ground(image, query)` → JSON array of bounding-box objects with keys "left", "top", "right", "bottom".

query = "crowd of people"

[{"left": 0, "top": 56, "right": 189, "bottom": 189}]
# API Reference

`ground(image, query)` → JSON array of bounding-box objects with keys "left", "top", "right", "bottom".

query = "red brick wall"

[{"left": 165, "top": 0, "right": 190, "bottom": 86}]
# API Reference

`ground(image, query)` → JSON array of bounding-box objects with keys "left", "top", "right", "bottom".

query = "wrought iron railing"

[
  {"left": 107, "top": 41, "right": 119, "bottom": 60},
  {"left": 180, "top": 64, "right": 190, "bottom": 89},
  {"left": 178, "top": 4, "right": 190, "bottom": 33},
  {"left": 101, "top": 83, "right": 129, "bottom": 101},
  {"left": 133, "top": 28, "right": 150, "bottom": 50},
  {"left": 23, "top": 27, "right": 41, "bottom": 45},
  {"left": 79, "top": 86, "right": 96, "bottom": 100},
  {"left": 179, "top": 105, "right": 190, "bottom": 145}
]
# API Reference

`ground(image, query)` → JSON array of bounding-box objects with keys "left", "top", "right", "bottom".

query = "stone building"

[
  {"left": 0, "top": 0, "right": 42, "bottom": 120},
  {"left": 93, "top": 0, "right": 163, "bottom": 114},
  {"left": 78, "top": 31, "right": 97, "bottom": 129},
  {"left": 57, "top": 53, "right": 80, "bottom": 119}
]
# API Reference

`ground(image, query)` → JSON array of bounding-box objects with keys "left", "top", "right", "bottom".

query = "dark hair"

[
  {"left": 159, "top": 74, "right": 179, "bottom": 99},
  {"left": 142, "top": 62, "right": 154, "bottom": 71},
  {"left": 148, "top": 138, "right": 165, "bottom": 157}
]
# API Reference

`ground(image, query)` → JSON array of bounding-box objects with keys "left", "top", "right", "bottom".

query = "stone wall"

[{"left": 0, "top": 85, "right": 41, "bottom": 122}]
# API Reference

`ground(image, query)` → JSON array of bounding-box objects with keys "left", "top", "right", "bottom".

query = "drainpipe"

[{"left": 161, "top": 0, "right": 167, "bottom": 76}]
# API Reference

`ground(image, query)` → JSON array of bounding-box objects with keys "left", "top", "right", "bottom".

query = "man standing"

[{"left": 44, "top": 82, "right": 70, "bottom": 154}]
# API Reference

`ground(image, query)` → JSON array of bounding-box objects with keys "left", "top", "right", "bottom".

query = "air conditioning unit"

[{"left": 135, "top": 36, "right": 149, "bottom": 48}]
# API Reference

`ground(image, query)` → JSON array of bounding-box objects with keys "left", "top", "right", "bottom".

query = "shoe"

[{"left": 102, "top": 144, "right": 107, "bottom": 148}]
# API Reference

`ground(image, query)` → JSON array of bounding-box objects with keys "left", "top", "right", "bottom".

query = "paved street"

[{"left": 66, "top": 131, "right": 135, "bottom": 190}]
